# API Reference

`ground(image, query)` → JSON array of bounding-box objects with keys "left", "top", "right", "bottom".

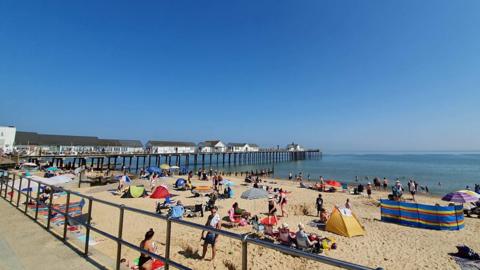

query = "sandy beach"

[{"left": 43, "top": 173, "right": 479, "bottom": 270}]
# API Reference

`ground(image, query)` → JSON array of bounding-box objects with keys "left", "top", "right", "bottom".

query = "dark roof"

[
  {"left": 199, "top": 140, "right": 222, "bottom": 147},
  {"left": 14, "top": 131, "right": 40, "bottom": 145},
  {"left": 14, "top": 131, "right": 142, "bottom": 147},
  {"left": 147, "top": 141, "right": 196, "bottom": 147},
  {"left": 249, "top": 144, "right": 259, "bottom": 147},
  {"left": 227, "top": 143, "right": 248, "bottom": 147},
  {"left": 117, "top": 140, "right": 143, "bottom": 148}
]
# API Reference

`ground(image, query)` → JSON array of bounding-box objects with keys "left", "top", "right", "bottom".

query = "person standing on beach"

[
  {"left": 383, "top": 178, "right": 388, "bottom": 190},
  {"left": 289, "top": 172, "right": 293, "bottom": 180},
  {"left": 409, "top": 180, "right": 416, "bottom": 201},
  {"left": 278, "top": 189, "right": 288, "bottom": 217},
  {"left": 319, "top": 176, "right": 325, "bottom": 191},
  {"left": 316, "top": 194, "right": 323, "bottom": 217},
  {"left": 366, "top": 183, "right": 372, "bottom": 199},
  {"left": 201, "top": 207, "right": 221, "bottom": 260}
]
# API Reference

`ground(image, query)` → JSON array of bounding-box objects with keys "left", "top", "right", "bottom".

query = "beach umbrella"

[
  {"left": 170, "top": 166, "right": 180, "bottom": 169},
  {"left": 241, "top": 188, "right": 269, "bottom": 200},
  {"left": 160, "top": 164, "right": 170, "bottom": 170},
  {"left": 260, "top": 216, "right": 278, "bottom": 226},
  {"left": 146, "top": 166, "right": 161, "bottom": 174},
  {"left": 457, "top": 190, "right": 480, "bottom": 200},
  {"left": 325, "top": 180, "right": 342, "bottom": 187},
  {"left": 221, "top": 179, "right": 234, "bottom": 186},
  {"left": 442, "top": 191, "right": 479, "bottom": 203}
]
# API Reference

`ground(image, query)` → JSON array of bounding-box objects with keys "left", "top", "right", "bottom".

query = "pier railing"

[{"left": 0, "top": 172, "right": 382, "bottom": 270}]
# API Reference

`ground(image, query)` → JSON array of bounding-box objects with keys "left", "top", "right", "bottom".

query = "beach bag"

[{"left": 456, "top": 245, "right": 480, "bottom": 260}]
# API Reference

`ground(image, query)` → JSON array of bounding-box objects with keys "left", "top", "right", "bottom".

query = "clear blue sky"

[{"left": 1, "top": 1, "right": 479, "bottom": 152}]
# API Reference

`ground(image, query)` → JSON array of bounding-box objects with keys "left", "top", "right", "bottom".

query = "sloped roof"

[
  {"left": 147, "top": 141, "right": 196, "bottom": 147},
  {"left": 14, "top": 131, "right": 142, "bottom": 147},
  {"left": 249, "top": 143, "right": 259, "bottom": 147},
  {"left": 199, "top": 140, "right": 222, "bottom": 147},
  {"left": 118, "top": 140, "right": 143, "bottom": 147},
  {"left": 227, "top": 143, "right": 248, "bottom": 147}
]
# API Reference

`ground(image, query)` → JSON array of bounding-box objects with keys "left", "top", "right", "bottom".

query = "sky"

[{"left": 1, "top": 1, "right": 480, "bottom": 152}]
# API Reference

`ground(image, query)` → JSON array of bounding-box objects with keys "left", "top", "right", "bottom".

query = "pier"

[{"left": 18, "top": 149, "right": 322, "bottom": 172}]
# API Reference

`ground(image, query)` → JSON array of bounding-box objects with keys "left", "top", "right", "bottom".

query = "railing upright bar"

[
  {"left": 116, "top": 205, "right": 125, "bottom": 270},
  {"left": 46, "top": 188, "right": 54, "bottom": 230},
  {"left": 165, "top": 219, "right": 172, "bottom": 270},
  {"left": 16, "top": 177, "right": 23, "bottom": 207},
  {"left": 84, "top": 198, "right": 93, "bottom": 256},
  {"left": 24, "top": 178, "right": 31, "bottom": 214},
  {"left": 242, "top": 235, "right": 248, "bottom": 270},
  {"left": 10, "top": 174, "right": 15, "bottom": 203},
  {"left": 35, "top": 184, "right": 41, "bottom": 221},
  {"left": 63, "top": 192, "right": 71, "bottom": 241}
]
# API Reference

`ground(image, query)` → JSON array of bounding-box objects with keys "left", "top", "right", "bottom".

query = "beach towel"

[{"left": 453, "top": 257, "right": 480, "bottom": 270}]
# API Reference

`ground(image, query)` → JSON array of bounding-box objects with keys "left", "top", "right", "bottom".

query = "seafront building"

[
  {"left": 145, "top": 141, "right": 197, "bottom": 154},
  {"left": 13, "top": 131, "right": 144, "bottom": 155},
  {"left": 227, "top": 143, "right": 260, "bottom": 152},
  {"left": 0, "top": 126, "right": 16, "bottom": 154},
  {"left": 287, "top": 142, "right": 304, "bottom": 151},
  {"left": 198, "top": 140, "right": 227, "bottom": 153}
]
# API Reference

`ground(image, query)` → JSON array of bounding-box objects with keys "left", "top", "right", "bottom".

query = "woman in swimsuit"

[{"left": 139, "top": 229, "right": 156, "bottom": 270}]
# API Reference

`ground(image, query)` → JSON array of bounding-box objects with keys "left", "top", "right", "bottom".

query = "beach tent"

[
  {"left": 175, "top": 178, "right": 186, "bottom": 188},
  {"left": 325, "top": 180, "right": 342, "bottom": 187},
  {"left": 43, "top": 175, "right": 72, "bottom": 185},
  {"left": 146, "top": 166, "right": 161, "bottom": 174},
  {"left": 150, "top": 185, "right": 171, "bottom": 199},
  {"left": 121, "top": 186, "right": 147, "bottom": 198},
  {"left": 46, "top": 167, "right": 59, "bottom": 172},
  {"left": 326, "top": 207, "right": 365, "bottom": 237},
  {"left": 241, "top": 188, "right": 269, "bottom": 200}
]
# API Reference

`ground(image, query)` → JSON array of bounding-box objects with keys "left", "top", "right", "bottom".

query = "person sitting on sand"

[
  {"left": 201, "top": 207, "right": 221, "bottom": 260},
  {"left": 296, "top": 223, "right": 318, "bottom": 250},
  {"left": 319, "top": 208, "right": 329, "bottom": 223},
  {"left": 345, "top": 198, "right": 352, "bottom": 209},
  {"left": 232, "top": 202, "right": 251, "bottom": 219},
  {"left": 139, "top": 229, "right": 157, "bottom": 270},
  {"left": 278, "top": 223, "right": 294, "bottom": 246}
]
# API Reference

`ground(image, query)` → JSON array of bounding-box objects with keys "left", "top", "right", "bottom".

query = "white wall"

[
  {"left": 152, "top": 146, "right": 195, "bottom": 154},
  {"left": 0, "top": 126, "right": 16, "bottom": 153}
]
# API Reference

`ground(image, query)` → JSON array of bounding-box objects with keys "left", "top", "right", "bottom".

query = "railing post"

[
  {"left": 242, "top": 235, "right": 248, "bottom": 270},
  {"left": 46, "top": 188, "right": 54, "bottom": 230},
  {"left": 116, "top": 205, "right": 125, "bottom": 270},
  {"left": 84, "top": 197, "right": 93, "bottom": 256},
  {"left": 35, "top": 184, "right": 41, "bottom": 221},
  {"left": 10, "top": 174, "right": 15, "bottom": 203},
  {"left": 16, "top": 177, "right": 23, "bottom": 207},
  {"left": 24, "top": 179, "right": 31, "bottom": 213},
  {"left": 165, "top": 219, "right": 172, "bottom": 270},
  {"left": 63, "top": 192, "right": 71, "bottom": 241}
]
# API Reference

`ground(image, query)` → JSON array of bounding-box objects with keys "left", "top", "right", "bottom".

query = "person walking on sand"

[
  {"left": 383, "top": 177, "right": 388, "bottom": 190},
  {"left": 278, "top": 189, "right": 288, "bottom": 217},
  {"left": 201, "top": 207, "right": 221, "bottom": 260},
  {"left": 366, "top": 182, "right": 372, "bottom": 199}
]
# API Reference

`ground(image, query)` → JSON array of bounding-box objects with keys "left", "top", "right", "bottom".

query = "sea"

[{"left": 191, "top": 153, "right": 480, "bottom": 195}]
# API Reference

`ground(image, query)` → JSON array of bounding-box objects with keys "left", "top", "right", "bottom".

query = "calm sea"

[{"left": 192, "top": 153, "right": 480, "bottom": 195}]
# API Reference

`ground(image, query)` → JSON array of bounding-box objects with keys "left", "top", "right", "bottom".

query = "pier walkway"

[{"left": 0, "top": 199, "right": 98, "bottom": 270}]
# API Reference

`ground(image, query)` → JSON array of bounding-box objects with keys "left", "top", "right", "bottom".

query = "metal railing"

[{"left": 0, "top": 172, "right": 382, "bottom": 270}]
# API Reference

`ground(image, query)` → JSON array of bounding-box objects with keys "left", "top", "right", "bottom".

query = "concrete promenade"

[{"left": 0, "top": 199, "right": 99, "bottom": 270}]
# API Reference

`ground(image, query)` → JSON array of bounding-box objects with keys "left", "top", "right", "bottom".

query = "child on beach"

[{"left": 316, "top": 194, "right": 323, "bottom": 217}]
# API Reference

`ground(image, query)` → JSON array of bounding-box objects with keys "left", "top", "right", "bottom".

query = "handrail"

[{"left": 0, "top": 172, "right": 383, "bottom": 270}]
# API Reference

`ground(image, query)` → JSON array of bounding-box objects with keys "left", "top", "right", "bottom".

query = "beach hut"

[
  {"left": 326, "top": 207, "right": 365, "bottom": 237},
  {"left": 175, "top": 178, "right": 186, "bottom": 188},
  {"left": 150, "top": 185, "right": 171, "bottom": 199},
  {"left": 121, "top": 186, "right": 147, "bottom": 198},
  {"left": 241, "top": 188, "right": 269, "bottom": 200}
]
